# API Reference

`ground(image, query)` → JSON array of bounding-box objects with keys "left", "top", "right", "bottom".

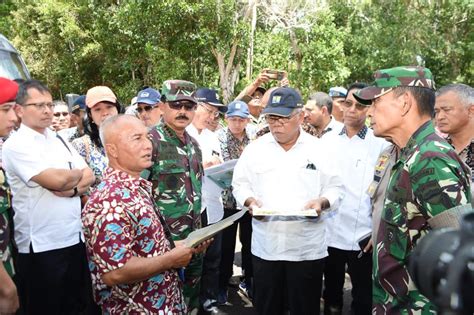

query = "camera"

[
  {"left": 263, "top": 69, "right": 286, "bottom": 81},
  {"left": 408, "top": 211, "right": 474, "bottom": 314}
]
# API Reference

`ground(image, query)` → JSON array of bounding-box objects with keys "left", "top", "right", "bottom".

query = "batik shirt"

[
  {"left": 72, "top": 134, "right": 108, "bottom": 187},
  {"left": 82, "top": 168, "right": 186, "bottom": 315},
  {"left": 217, "top": 127, "right": 252, "bottom": 209},
  {"left": 145, "top": 123, "right": 204, "bottom": 310},
  {"left": 0, "top": 167, "right": 13, "bottom": 276},
  {"left": 373, "top": 121, "right": 472, "bottom": 314},
  {"left": 446, "top": 136, "right": 473, "bottom": 179}
]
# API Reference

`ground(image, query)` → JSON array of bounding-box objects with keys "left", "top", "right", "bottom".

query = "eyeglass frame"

[
  {"left": 167, "top": 101, "right": 197, "bottom": 111},
  {"left": 22, "top": 102, "right": 55, "bottom": 110},
  {"left": 199, "top": 103, "right": 220, "bottom": 118},
  {"left": 264, "top": 109, "right": 302, "bottom": 125},
  {"left": 136, "top": 104, "right": 155, "bottom": 114}
]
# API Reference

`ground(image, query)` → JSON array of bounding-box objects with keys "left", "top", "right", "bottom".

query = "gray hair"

[
  {"left": 436, "top": 83, "right": 474, "bottom": 108},
  {"left": 53, "top": 100, "right": 68, "bottom": 109},
  {"left": 307, "top": 92, "right": 333, "bottom": 114},
  {"left": 99, "top": 114, "right": 124, "bottom": 146}
]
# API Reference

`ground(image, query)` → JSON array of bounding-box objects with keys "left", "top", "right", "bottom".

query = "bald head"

[{"left": 100, "top": 114, "right": 153, "bottom": 177}]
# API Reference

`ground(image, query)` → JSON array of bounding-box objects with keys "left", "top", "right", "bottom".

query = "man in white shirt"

[
  {"left": 303, "top": 91, "right": 344, "bottom": 138},
  {"left": 2, "top": 80, "right": 95, "bottom": 315},
  {"left": 232, "top": 87, "right": 344, "bottom": 315},
  {"left": 186, "top": 87, "right": 227, "bottom": 313},
  {"left": 323, "top": 83, "right": 389, "bottom": 315}
]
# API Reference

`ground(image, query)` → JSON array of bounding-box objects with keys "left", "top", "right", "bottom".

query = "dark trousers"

[
  {"left": 218, "top": 207, "right": 252, "bottom": 290},
  {"left": 323, "top": 247, "right": 372, "bottom": 315},
  {"left": 16, "top": 241, "right": 99, "bottom": 315},
  {"left": 200, "top": 210, "right": 223, "bottom": 303},
  {"left": 252, "top": 255, "right": 324, "bottom": 315}
]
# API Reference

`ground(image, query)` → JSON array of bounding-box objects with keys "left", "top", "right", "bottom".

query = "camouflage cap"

[
  {"left": 354, "top": 66, "right": 435, "bottom": 106},
  {"left": 161, "top": 80, "right": 197, "bottom": 103}
]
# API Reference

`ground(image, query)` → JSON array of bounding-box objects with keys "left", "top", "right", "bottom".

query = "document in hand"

[
  {"left": 252, "top": 207, "right": 319, "bottom": 217},
  {"left": 184, "top": 208, "right": 248, "bottom": 247},
  {"left": 204, "top": 159, "right": 238, "bottom": 189}
]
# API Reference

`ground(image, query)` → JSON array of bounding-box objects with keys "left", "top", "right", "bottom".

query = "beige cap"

[{"left": 86, "top": 86, "right": 117, "bottom": 108}]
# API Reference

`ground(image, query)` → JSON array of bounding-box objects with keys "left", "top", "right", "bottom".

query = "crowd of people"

[{"left": 0, "top": 65, "right": 472, "bottom": 315}]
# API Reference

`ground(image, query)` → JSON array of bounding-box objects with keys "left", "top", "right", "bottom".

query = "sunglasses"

[
  {"left": 53, "top": 111, "right": 69, "bottom": 117},
  {"left": 136, "top": 105, "right": 154, "bottom": 114},
  {"left": 168, "top": 101, "right": 197, "bottom": 111}
]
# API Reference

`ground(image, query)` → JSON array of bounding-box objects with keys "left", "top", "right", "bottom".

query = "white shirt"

[
  {"left": 2, "top": 124, "right": 87, "bottom": 253},
  {"left": 232, "top": 130, "right": 344, "bottom": 261},
  {"left": 323, "top": 127, "right": 389, "bottom": 250},
  {"left": 186, "top": 124, "right": 224, "bottom": 224},
  {"left": 322, "top": 116, "right": 344, "bottom": 137}
]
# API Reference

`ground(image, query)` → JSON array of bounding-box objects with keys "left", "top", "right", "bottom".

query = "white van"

[{"left": 0, "top": 33, "right": 30, "bottom": 80}]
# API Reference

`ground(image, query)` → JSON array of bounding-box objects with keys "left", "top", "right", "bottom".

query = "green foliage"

[{"left": 4, "top": 0, "right": 472, "bottom": 103}]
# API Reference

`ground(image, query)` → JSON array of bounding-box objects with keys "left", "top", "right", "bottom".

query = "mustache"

[{"left": 176, "top": 115, "right": 189, "bottom": 120}]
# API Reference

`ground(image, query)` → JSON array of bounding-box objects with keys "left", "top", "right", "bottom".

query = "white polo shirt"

[
  {"left": 2, "top": 124, "right": 87, "bottom": 253},
  {"left": 232, "top": 130, "right": 344, "bottom": 261},
  {"left": 323, "top": 126, "right": 389, "bottom": 250},
  {"left": 186, "top": 124, "right": 224, "bottom": 224}
]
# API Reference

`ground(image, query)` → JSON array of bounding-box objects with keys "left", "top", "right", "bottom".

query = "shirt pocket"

[
  {"left": 380, "top": 204, "right": 409, "bottom": 262},
  {"left": 157, "top": 159, "right": 187, "bottom": 195}
]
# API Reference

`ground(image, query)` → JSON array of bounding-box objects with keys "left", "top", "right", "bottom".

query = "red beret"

[{"left": 0, "top": 77, "right": 19, "bottom": 105}]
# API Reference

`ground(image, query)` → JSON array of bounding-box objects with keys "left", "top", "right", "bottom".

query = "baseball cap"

[
  {"left": 262, "top": 87, "right": 303, "bottom": 117},
  {"left": 71, "top": 95, "right": 86, "bottom": 112},
  {"left": 0, "top": 77, "right": 18, "bottom": 105},
  {"left": 86, "top": 86, "right": 117, "bottom": 108},
  {"left": 226, "top": 100, "right": 249, "bottom": 118},
  {"left": 194, "top": 88, "right": 225, "bottom": 107},
  {"left": 354, "top": 66, "right": 435, "bottom": 106},
  {"left": 161, "top": 80, "right": 197, "bottom": 103},
  {"left": 136, "top": 87, "right": 161, "bottom": 106},
  {"left": 329, "top": 86, "right": 347, "bottom": 98}
]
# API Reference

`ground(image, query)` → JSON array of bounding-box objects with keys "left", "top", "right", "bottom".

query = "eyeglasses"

[
  {"left": 23, "top": 102, "right": 54, "bottom": 110},
  {"left": 200, "top": 103, "right": 219, "bottom": 118},
  {"left": 167, "top": 101, "right": 197, "bottom": 111},
  {"left": 53, "top": 112, "right": 69, "bottom": 117},
  {"left": 264, "top": 111, "right": 301, "bottom": 125},
  {"left": 136, "top": 105, "right": 154, "bottom": 114},
  {"left": 342, "top": 100, "right": 366, "bottom": 111}
]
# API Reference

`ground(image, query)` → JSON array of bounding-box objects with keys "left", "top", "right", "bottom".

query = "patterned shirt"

[
  {"left": 82, "top": 168, "right": 186, "bottom": 314},
  {"left": 216, "top": 127, "right": 252, "bottom": 209},
  {"left": 339, "top": 125, "right": 368, "bottom": 139},
  {"left": 373, "top": 121, "right": 472, "bottom": 314},
  {"left": 446, "top": 136, "right": 473, "bottom": 178},
  {"left": 0, "top": 167, "right": 13, "bottom": 276},
  {"left": 72, "top": 134, "right": 108, "bottom": 187}
]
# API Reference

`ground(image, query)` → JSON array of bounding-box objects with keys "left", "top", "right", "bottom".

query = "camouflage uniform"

[
  {"left": 146, "top": 122, "right": 204, "bottom": 311},
  {"left": 355, "top": 66, "right": 472, "bottom": 314},
  {"left": 373, "top": 121, "right": 471, "bottom": 314},
  {"left": 0, "top": 167, "right": 14, "bottom": 277}
]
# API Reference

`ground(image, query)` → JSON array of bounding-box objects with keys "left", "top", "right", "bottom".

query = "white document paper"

[
  {"left": 184, "top": 208, "right": 248, "bottom": 247},
  {"left": 204, "top": 159, "right": 238, "bottom": 189},
  {"left": 252, "top": 207, "right": 319, "bottom": 217}
]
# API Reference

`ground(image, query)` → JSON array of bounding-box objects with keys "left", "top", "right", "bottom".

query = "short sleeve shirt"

[
  {"left": 72, "top": 135, "right": 108, "bottom": 187},
  {"left": 82, "top": 168, "right": 186, "bottom": 314}
]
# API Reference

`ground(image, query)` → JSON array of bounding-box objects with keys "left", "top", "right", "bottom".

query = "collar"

[
  {"left": 160, "top": 122, "right": 192, "bottom": 145},
  {"left": 103, "top": 167, "right": 152, "bottom": 194},
  {"left": 18, "top": 123, "right": 54, "bottom": 139},
  {"left": 399, "top": 120, "right": 434, "bottom": 163},
  {"left": 339, "top": 125, "right": 368, "bottom": 139}
]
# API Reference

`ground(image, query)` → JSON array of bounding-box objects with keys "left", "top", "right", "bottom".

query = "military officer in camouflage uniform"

[
  {"left": 355, "top": 66, "right": 472, "bottom": 314},
  {"left": 144, "top": 80, "right": 204, "bottom": 313},
  {"left": 0, "top": 78, "right": 20, "bottom": 314}
]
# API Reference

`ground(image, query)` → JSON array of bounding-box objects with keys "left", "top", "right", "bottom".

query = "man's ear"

[
  {"left": 15, "top": 105, "right": 24, "bottom": 119},
  {"left": 105, "top": 143, "right": 118, "bottom": 159},
  {"left": 468, "top": 104, "right": 474, "bottom": 118},
  {"left": 401, "top": 92, "right": 413, "bottom": 117}
]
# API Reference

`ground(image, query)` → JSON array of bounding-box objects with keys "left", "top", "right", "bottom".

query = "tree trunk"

[{"left": 246, "top": 0, "right": 257, "bottom": 80}]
